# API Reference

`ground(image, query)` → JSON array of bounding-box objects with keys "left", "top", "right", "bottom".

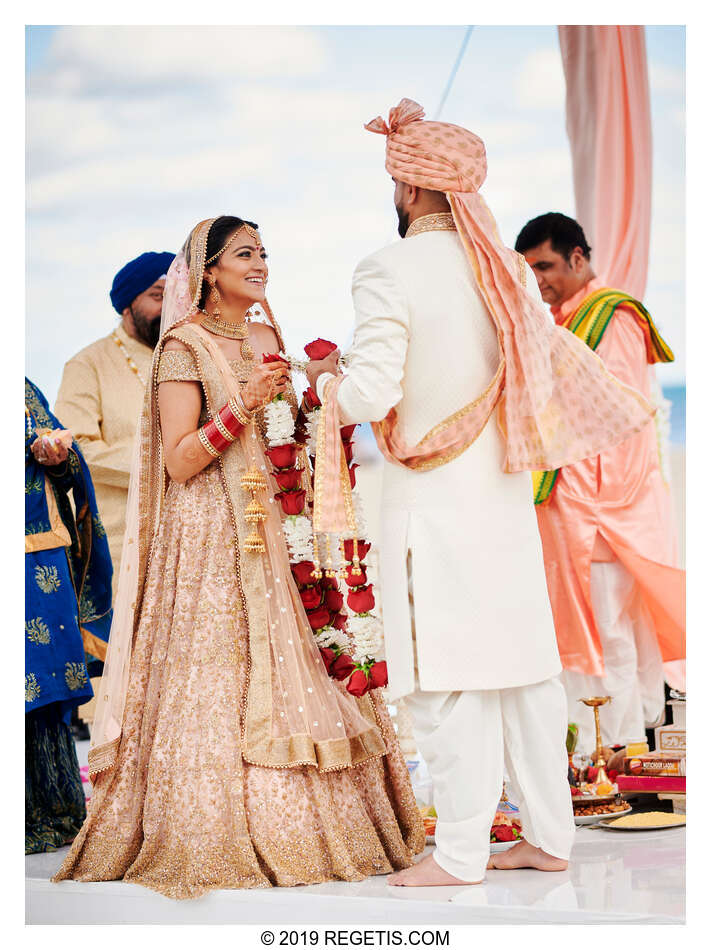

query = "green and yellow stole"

[{"left": 532, "top": 287, "right": 674, "bottom": 506}]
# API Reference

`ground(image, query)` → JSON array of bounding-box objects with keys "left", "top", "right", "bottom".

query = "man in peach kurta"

[{"left": 516, "top": 213, "right": 685, "bottom": 752}]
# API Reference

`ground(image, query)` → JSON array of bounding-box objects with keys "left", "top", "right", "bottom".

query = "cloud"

[
  {"left": 514, "top": 47, "right": 566, "bottom": 112},
  {"left": 649, "top": 61, "right": 684, "bottom": 97},
  {"left": 30, "top": 26, "right": 328, "bottom": 95}
]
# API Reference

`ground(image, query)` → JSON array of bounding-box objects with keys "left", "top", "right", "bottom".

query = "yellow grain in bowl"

[{"left": 606, "top": 811, "right": 685, "bottom": 828}]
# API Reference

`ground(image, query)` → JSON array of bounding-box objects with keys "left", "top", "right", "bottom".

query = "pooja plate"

[
  {"left": 574, "top": 805, "right": 631, "bottom": 826},
  {"left": 595, "top": 815, "right": 685, "bottom": 832},
  {"left": 490, "top": 840, "right": 518, "bottom": 853},
  {"left": 426, "top": 835, "right": 519, "bottom": 852}
]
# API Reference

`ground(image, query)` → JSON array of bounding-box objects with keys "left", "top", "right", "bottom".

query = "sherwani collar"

[{"left": 405, "top": 212, "right": 456, "bottom": 238}]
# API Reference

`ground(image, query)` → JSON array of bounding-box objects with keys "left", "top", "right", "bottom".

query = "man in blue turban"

[
  {"left": 55, "top": 250, "right": 174, "bottom": 735},
  {"left": 56, "top": 249, "right": 174, "bottom": 597}
]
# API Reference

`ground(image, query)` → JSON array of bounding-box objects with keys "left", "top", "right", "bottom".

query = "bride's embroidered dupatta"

[{"left": 88, "top": 219, "right": 384, "bottom": 779}]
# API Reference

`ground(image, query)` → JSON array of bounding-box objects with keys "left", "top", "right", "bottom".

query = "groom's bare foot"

[
  {"left": 388, "top": 853, "right": 482, "bottom": 887},
  {"left": 487, "top": 840, "right": 568, "bottom": 871}
]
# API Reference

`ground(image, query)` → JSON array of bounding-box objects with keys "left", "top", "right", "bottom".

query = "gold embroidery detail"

[
  {"left": 64, "top": 661, "right": 88, "bottom": 691},
  {"left": 26, "top": 617, "right": 51, "bottom": 645},
  {"left": 405, "top": 212, "right": 457, "bottom": 238},
  {"left": 25, "top": 673, "right": 41, "bottom": 703},
  {"left": 157, "top": 349, "right": 199, "bottom": 383},
  {"left": 34, "top": 564, "right": 60, "bottom": 593}
]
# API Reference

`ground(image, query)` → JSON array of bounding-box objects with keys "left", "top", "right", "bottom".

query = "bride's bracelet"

[{"left": 198, "top": 400, "right": 249, "bottom": 458}]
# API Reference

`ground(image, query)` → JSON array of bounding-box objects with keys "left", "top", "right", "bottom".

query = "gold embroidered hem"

[
  {"left": 405, "top": 212, "right": 456, "bottom": 238},
  {"left": 53, "top": 465, "right": 424, "bottom": 898},
  {"left": 25, "top": 481, "right": 72, "bottom": 552}
]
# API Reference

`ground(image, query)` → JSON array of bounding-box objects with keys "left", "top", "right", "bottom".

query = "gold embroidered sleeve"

[{"left": 157, "top": 350, "right": 200, "bottom": 383}]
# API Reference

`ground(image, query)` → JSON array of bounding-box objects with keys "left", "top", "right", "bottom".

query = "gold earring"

[{"left": 207, "top": 274, "right": 221, "bottom": 317}]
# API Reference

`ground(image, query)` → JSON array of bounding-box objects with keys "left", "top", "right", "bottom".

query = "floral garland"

[{"left": 262, "top": 341, "right": 387, "bottom": 696}]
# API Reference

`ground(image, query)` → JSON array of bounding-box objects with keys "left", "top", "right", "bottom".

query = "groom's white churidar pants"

[{"left": 404, "top": 678, "right": 576, "bottom": 882}]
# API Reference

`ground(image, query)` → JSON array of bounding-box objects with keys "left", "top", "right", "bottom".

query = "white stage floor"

[{"left": 26, "top": 825, "right": 684, "bottom": 924}]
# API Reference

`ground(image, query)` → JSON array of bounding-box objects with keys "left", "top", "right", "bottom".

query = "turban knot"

[
  {"left": 365, "top": 97, "right": 487, "bottom": 195},
  {"left": 110, "top": 251, "right": 176, "bottom": 314}
]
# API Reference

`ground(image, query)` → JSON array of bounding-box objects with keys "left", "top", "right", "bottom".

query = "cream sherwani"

[
  {"left": 55, "top": 325, "right": 153, "bottom": 600},
  {"left": 317, "top": 220, "right": 575, "bottom": 879}
]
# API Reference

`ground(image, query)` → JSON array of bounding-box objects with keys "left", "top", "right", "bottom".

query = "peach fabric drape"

[{"left": 558, "top": 25, "right": 652, "bottom": 300}]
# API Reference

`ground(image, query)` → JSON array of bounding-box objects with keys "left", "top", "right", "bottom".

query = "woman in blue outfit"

[{"left": 25, "top": 378, "right": 113, "bottom": 854}]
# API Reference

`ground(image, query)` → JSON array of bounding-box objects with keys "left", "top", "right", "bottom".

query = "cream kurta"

[
  {"left": 318, "top": 230, "right": 562, "bottom": 700},
  {"left": 55, "top": 325, "right": 153, "bottom": 598}
]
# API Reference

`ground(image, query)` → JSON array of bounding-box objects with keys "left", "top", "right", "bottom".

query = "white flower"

[
  {"left": 283, "top": 514, "right": 314, "bottom": 562},
  {"left": 315, "top": 626, "right": 351, "bottom": 652},
  {"left": 348, "top": 614, "right": 384, "bottom": 663},
  {"left": 284, "top": 354, "right": 309, "bottom": 375},
  {"left": 265, "top": 399, "right": 295, "bottom": 447},
  {"left": 305, "top": 409, "right": 321, "bottom": 456}
]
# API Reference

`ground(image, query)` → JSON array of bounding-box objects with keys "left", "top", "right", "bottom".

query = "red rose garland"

[{"left": 262, "top": 345, "right": 388, "bottom": 695}]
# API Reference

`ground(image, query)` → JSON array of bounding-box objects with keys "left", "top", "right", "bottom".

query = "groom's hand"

[{"left": 306, "top": 349, "right": 341, "bottom": 392}]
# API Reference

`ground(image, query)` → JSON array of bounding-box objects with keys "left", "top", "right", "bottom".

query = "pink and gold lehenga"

[{"left": 53, "top": 220, "right": 424, "bottom": 900}]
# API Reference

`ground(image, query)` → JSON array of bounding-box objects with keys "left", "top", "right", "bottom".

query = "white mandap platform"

[{"left": 26, "top": 827, "right": 684, "bottom": 925}]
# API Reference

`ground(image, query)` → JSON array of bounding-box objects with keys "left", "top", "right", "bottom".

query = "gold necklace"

[
  {"left": 112, "top": 330, "right": 147, "bottom": 386},
  {"left": 199, "top": 312, "right": 249, "bottom": 340}
]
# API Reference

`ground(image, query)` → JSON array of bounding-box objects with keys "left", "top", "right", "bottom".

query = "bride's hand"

[
  {"left": 306, "top": 349, "right": 341, "bottom": 391},
  {"left": 242, "top": 360, "right": 291, "bottom": 411}
]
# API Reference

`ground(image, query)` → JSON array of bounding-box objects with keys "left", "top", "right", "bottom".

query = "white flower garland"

[{"left": 264, "top": 397, "right": 295, "bottom": 446}]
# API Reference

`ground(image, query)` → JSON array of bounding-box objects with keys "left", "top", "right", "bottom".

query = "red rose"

[
  {"left": 348, "top": 464, "right": 359, "bottom": 489},
  {"left": 369, "top": 660, "right": 388, "bottom": 689},
  {"left": 342, "top": 441, "right": 354, "bottom": 464},
  {"left": 324, "top": 588, "right": 344, "bottom": 612},
  {"left": 340, "top": 424, "right": 358, "bottom": 440},
  {"left": 306, "top": 606, "right": 331, "bottom": 630},
  {"left": 304, "top": 338, "right": 337, "bottom": 360},
  {"left": 331, "top": 653, "right": 356, "bottom": 681},
  {"left": 263, "top": 352, "right": 287, "bottom": 364},
  {"left": 319, "top": 647, "right": 336, "bottom": 672},
  {"left": 320, "top": 574, "right": 339, "bottom": 591},
  {"left": 267, "top": 445, "right": 297, "bottom": 469},
  {"left": 274, "top": 469, "right": 302, "bottom": 491},
  {"left": 491, "top": 825, "right": 515, "bottom": 842},
  {"left": 346, "top": 669, "right": 370, "bottom": 697},
  {"left": 347, "top": 584, "right": 375, "bottom": 614},
  {"left": 300, "top": 587, "right": 323, "bottom": 611},
  {"left": 345, "top": 564, "right": 367, "bottom": 588},
  {"left": 276, "top": 490, "right": 306, "bottom": 515},
  {"left": 586, "top": 766, "right": 599, "bottom": 783},
  {"left": 291, "top": 561, "right": 316, "bottom": 586},
  {"left": 303, "top": 387, "right": 322, "bottom": 410},
  {"left": 332, "top": 612, "right": 348, "bottom": 631},
  {"left": 343, "top": 540, "right": 371, "bottom": 563}
]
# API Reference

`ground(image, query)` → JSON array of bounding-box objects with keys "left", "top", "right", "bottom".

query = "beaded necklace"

[{"left": 112, "top": 330, "right": 147, "bottom": 387}]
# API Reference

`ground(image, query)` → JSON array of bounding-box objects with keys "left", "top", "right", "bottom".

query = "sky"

[{"left": 25, "top": 25, "right": 685, "bottom": 405}]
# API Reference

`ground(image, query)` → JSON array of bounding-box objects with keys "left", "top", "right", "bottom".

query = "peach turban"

[
  {"left": 362, "top": 99, "right": 654, "bottom": 475},
  {"left": 365, "top": 97, "right": 487, "bottom": 194}
]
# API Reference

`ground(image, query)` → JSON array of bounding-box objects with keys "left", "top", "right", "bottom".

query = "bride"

[{"left": 54, "top": 216, "right": 424, "bottom": 899}]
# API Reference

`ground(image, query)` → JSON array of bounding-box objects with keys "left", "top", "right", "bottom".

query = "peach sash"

[{"left": 356, "top": 99, "right": 655, "bottom": 483}]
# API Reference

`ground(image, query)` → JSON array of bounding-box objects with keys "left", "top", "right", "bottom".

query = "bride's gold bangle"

[{"left": 229, "top": 394, "right": 253, "bottom": 425}]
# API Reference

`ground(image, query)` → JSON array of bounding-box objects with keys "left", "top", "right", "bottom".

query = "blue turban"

[{"left": 110, "top": 251, "right": 175, "bottom": 314}]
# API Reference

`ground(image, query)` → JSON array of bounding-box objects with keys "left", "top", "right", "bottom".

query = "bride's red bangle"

[{"left": 197, "top": 402, "right": 247, "bottom": 458}]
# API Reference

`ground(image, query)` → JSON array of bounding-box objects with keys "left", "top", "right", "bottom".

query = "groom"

[{"left": 306, "top": 100, "right": 646, "bottom": 886}]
